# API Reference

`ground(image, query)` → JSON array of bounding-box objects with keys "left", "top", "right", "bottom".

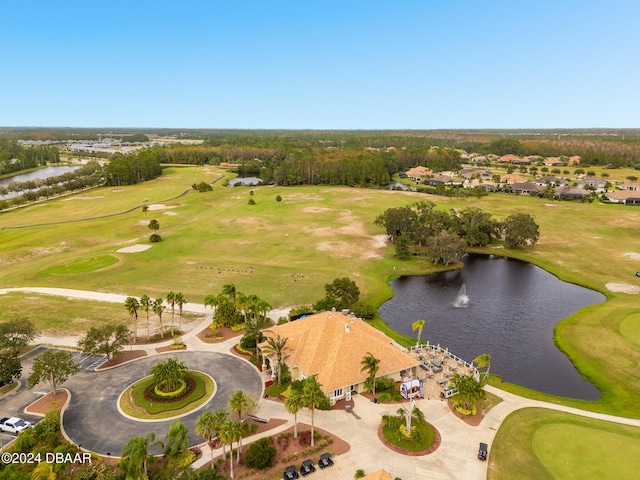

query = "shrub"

[
  {"left": 243, "top": 437, "right": 276, "bottom": 470},
  {"left": 376, "top": 377, "right": 397, "bottom": 392},
  {"left": 355, "top": 469, "right": 366, "bottom": 479},
  {"left": 150, "top": 233, "right": 162, "bottom": 242},
  {"left": 352, "top": 301, "right": 377, "bottom": 320},
  {"left": 13, "top": 429, "right": 36, "bottom": 452},
  {"left": 240, "top": 332, "right": 265, "bottom": 350},
  {"left": 35, "top": 410, "right": 61, "bottom": 446},
  {"left": 248, "top": 198, "right": 256, "bottom": 205},
  {"left": 154, "top": 378, "right": 187, "bottom": 399},
  {"left": 378, "top": 391, "right": 391, "bottom": 403}
]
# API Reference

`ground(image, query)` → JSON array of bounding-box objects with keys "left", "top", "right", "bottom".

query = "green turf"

[
  {"left": 489, "top": 408, "right": 640, "bottom": 480},
  {"left": 38, "top": 255, "right": 119, "bottom": 275},
  {"left": 620, "top": 312, "right": 640, "bottom": 348},
  {"left": 382, "top": 419, "right": 436, "bottom": 452}
]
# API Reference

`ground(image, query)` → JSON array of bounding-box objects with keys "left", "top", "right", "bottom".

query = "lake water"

[
  {"left": 0, "top": 166, "right": 80, "bottom": 188},
  {"left": 228, "top": 176, "right": 263, "bottom": 186},
  {"left": 378, "top": 254, "right": 605, "bottom": 399}
]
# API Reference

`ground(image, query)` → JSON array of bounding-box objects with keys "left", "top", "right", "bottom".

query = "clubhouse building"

[{"left": 259, "top": 310, "right": 420, "bottom": 403}]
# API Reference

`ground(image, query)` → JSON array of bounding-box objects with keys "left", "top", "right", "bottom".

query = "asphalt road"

[{"left": 61, "top": 351, "right": 262, "bottom": 456}]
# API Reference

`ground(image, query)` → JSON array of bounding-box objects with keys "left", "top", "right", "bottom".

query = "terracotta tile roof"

[
  {"left": 362, "top": 470, "right": 394, "bottom": 480},
  {"left": 260, "top": 311, "right": 419, "bottom": 393}
]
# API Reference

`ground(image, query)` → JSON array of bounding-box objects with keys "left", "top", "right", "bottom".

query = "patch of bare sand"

[
  {"left": 623, "top": 252, "right": 640, "bottom": 261},
  {"left": 148, "top": 204, "right": 179, "bottom": 211},
  {"left": 302, "top": 206, "right": 334, "bottom": 213},
  {"left": 111, "top": 189, "right": 125, "bottom": 192},
  {"left": 605, "top": 283, "right": 640, "bottom": 294},
  {"left": 63, "top": 195, "right": 105, "bottom": 200},
  {"left": 117, "top": 244, "right": 152, "bottom": 253},
  {"left": 282, "top": 192, "right": 324, "bottom": 203}
]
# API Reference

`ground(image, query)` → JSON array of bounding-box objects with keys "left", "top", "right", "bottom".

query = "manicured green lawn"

[
  {"left": 120, "top": 370, "right": 214, "bottom": 419},
  {"left": 489, "top": 408, "right": 640, "bottom": 480},
  {"left": 620, "top": 312, "right": 640, "bottom": 348},
  {"left": 39, "top": 255, "right": 119, "bottom": 275}
]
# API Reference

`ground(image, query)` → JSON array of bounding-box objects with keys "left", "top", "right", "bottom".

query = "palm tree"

[
  {"left": 222, "top": 283, "right": 237, "bottom": 303},
  {"left": 360, "top": 352, "right": 381, "bottom": 395},
  {"left": 218, "top": 420, "right": 240, "bottom": 479},
  {"left": 412, "top": 319, "right": 426, "bottom": 346},
  {"left": 152, "top": 298, "right": 165, "bottom": 338},
  {"left": 141, "top": 204, "right": 149, "bottom": 217},
  {"left": 244, "top": 312, "right": 270, "bottom": 360},
  {"left": 196, "top": 411, "right": 218, "bottom": 468},
  {"left": 124, "top": 296, "right": 140, "bottom": 343},
  {"left": 152, "top": 357, "right": 187, "bottom": 393},
  {"left": 204, "top": 294, "right": 220, "bottom": 313},
  {"left": 301, "top": 376, "right": 325, "bottom": 447},
  {"left": 140, "top": 294, "right": 151, "bottom": 342},
  {"left": 261, "top": 333, "right": 290, "bottom": 386},
  {"left": 164, "top": 420, "right": 189, "bottom": 461},
  {"left": 167, "top": 291, "right": 176, "bottom": 335},
  {"left": 284, "top": 386, "right": 303, "bottom": 439},
  {"left": 228, "top": 389, "right": 257, "bottom": 455},
  {"left": 473, "top": 353, "right": 491, "bottom": 383},
  {"left": 174, "top": 292, "right": 186, "bottom": 333},
  {"left": 121, "top": 433, "right": 162, "bottom": 480}
]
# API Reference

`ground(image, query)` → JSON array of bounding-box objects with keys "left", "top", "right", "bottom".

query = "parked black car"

[
  {"left": 318, "top": 453, "right": 333, "bottom": 469},
  {"left": 478, "top": 442, "right": 488, "bottom": 461},
  {"left": 300, "top": 459, "right": 315, "bottom": 476},
  {"left": 283, "top": 465, "right": 299, "bottom": 479}
]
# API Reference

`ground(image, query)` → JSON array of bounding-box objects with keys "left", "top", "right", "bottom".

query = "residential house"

[
  {"left": 500, "top": 173, "right": 529, "bottom": 184},
  {"left": 259, "top": 311, "right": 420, "bottom": 403},
  {"left": 533, "top": 176, "right": 568, "bottom": 187},
  {"left": 554, "top": 186, "right": 589, "bottom": 200},
  {"left": 619, "top": 182, "right": 640, "bottom": 191},
  {"left": 499, "top": 154, "right": 520, "bottom": 163},
  {"left": 578, "top": 177, "right": 608, "bottom": 192},
  {"left": 510, "top": 182, "right": 544, "bottom": 195},
  {"left": 405, "top": 166, "right": 432, "bottom": 183},
  {"left": 605, "top": 191, "right": 640, "bottom": 205},
  {"left": 569, "top": 155, "right": 581, "bottom": 165},
  {"left": 543, "top": 157, "right": 564, "bottom": 166}
]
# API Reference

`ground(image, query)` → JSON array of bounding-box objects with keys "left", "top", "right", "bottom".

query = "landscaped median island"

[{"left": 119, "top": 368, "right": 215, "bottom": 420}]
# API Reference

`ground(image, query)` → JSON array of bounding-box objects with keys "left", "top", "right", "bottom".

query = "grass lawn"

[
  {"left": 1, "top": 166, "right": 640, "bottom": 418},
  {"left": 489, "top": 408, "right": 640, "bottom": 480},
  {"left": 382, "top": 419, "right": 436, "bottom": 452},
  {"left": 119, "top": 370, "right": 214, "bottom": 419}
]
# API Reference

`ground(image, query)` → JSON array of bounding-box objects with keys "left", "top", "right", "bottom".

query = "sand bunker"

[
  {"left": 623, "top": 252, "right": 640, "bottom": 261},
  {"left": 64, "top": 196, "right": 104, "bottom": 201},
  {"left": 147, "top": 204, "right": 178, "bottom": 211},
  {"left": 605, "top": 283, "right": 640, "bottom": 294},
  {"left": 116, "top": 244, "right": 152, "bottom": 253}
]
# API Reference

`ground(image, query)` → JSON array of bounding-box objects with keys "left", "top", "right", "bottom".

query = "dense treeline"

[
  {"left": 103, "top": 150, "right": 163, "bottom": 186},
  {"left": 0, "top": 140, "right": 60, "bottom": 175},
  {"left": 375, "top": 201, "right": 539, "bottom": 263}
]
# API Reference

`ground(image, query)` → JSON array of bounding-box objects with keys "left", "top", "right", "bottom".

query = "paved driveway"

[{"left": 62, "top": 351, "right": 262, "bottom": 456}]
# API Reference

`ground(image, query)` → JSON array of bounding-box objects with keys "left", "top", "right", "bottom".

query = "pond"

[
  {"left": 228, "top": 176, "right": 263, "bottom": 187},
  {"left": 378, "top": 254, "right": 605, "bottom": 399},
  {"left": 0, "top": 166, "right": 81, "bottom": 198},
  {"left": 0, "top": 166, "right": 80, "bottom": 187}
]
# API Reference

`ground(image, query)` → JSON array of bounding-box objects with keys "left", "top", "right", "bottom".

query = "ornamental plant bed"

[
  {"left": 144, "top": 375, "right": 196, "bottom": 403},
  {"left": 211, "top": 424, "right": 349, "bottom": 480}
]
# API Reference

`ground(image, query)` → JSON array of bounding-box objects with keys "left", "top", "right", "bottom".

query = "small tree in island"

[
  {"left": 28, "top": 350, "right": 79, "bottom": 394},
  {"left": 151, "top": 357, "right": 187, "bottom": 396}
]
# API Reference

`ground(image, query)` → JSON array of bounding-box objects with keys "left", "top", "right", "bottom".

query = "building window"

[{"left": 334, "top": 388, "right": 343, "bottom": 398}]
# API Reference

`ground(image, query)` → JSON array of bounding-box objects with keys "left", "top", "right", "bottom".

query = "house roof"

[
  {"left": 405, "top": 166, "right": 432, "bottom": 178},
  {"left": 362, "top": 470, "right": 394, "bottom": 480},
  {"left": 259, "top": 311, "right": 419, "bottom": 393},
  {"left": 500, "top": 174, "right": 529, "bottom": 184}
]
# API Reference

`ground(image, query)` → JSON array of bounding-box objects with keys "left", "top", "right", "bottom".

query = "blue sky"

[{"left": 1, "top": 1, "right": 638, "bottom": 129}]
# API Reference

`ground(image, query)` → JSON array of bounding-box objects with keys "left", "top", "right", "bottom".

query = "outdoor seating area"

[{"left": 409, "top": 344, "right": 479, "bottom": 399}]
